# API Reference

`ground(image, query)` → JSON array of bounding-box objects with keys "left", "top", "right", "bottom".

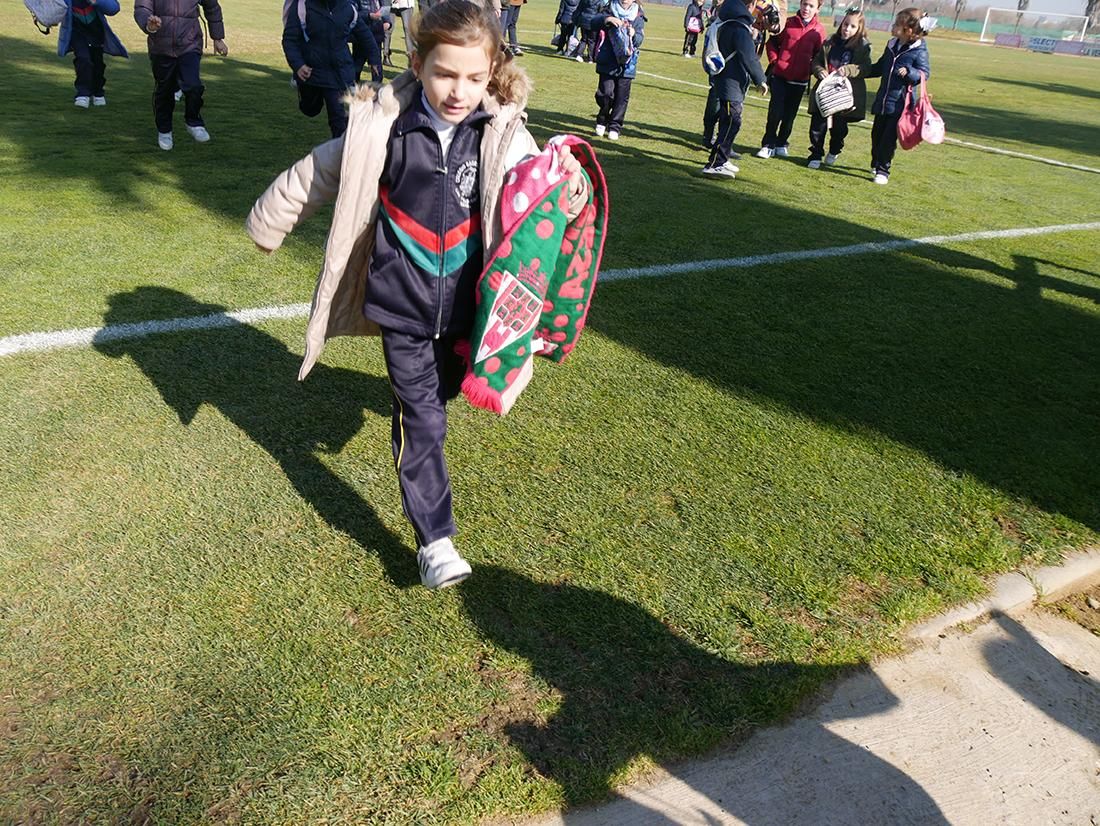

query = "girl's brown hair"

[
  {"left": 894, "top": 6, "right": 923, "bottom": 35},
  {"left": 839, "top": 8, "right": 866, "bottom": 46},
  {"left": 411, "top": 0, "right": 529, "bottom": 102}
]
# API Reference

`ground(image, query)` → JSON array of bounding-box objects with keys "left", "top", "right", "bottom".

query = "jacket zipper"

[{"left": 434, "top": 133, "right": 447, "bottom": 339}]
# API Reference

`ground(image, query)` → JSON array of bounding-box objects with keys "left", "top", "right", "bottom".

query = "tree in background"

[{"left": 953, "top": 0, "right": 965, "bottom": 29}]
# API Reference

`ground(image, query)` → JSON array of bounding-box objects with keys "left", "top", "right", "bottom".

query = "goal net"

[{"left": 980, "top": 8, "right": 1089, "bottom": 42}]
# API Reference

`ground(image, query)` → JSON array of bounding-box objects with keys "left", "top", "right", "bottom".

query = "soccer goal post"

[{"left": 980, "top": 8, "right": 1089, "bottom": 42}]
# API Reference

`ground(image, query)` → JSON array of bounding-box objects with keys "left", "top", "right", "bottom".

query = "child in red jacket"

[{"left": 756, "top": 0, "right": 823, "bottom": 158}]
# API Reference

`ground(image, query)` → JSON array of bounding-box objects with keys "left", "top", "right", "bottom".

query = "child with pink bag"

[{"left": 865, "top": 6, "right": 931, "bottom": 185}]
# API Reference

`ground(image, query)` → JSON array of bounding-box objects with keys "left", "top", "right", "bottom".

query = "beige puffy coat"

[{"left": 246, "top": 70, "right": 579, "bottom": 380}]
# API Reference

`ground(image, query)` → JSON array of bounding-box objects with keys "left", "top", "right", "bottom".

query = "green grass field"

[{"left": 1, "top": 1, "right": 1098, "bottom": 822}]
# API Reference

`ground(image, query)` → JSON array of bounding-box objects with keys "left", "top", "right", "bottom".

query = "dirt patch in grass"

[{"left": 1045, "top": 582, "right": 1100, "bottom": 637}]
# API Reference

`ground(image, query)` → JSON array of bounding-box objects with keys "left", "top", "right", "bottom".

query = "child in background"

[
  {"left": 571, "top": 0, "right": 602, "bottom": 62},
  {"left": 683, "top": 0, "right": 703, "bottom": 58},
  {"left": 134, "top": 0, "right": 228, "bottom": 151},
  {"left": 355, "top": 0, "right": 392, "bottom": 73},
  {"left": 554, "top": 0, "right": 581, "bottom": 55},
  {"left": 700, "top": 0, "right": 767, "bottom": 178},
  {"left": 806, "top": 6, "right": 870, "bottom": 168},
  {"left": 582, "top": 0, "right": 646, "bottom": 140},
  {"left": 502, "top": 0, "right": 525, "bottom": 56},
  {"left": 755, "top": 0, "right": 823, "bottom": 159},
  {"left": 247, "top": 0, "right": 588, "bottom": 590},
  {"left": 283, "top": 0, "right": 380, "bottom": 138},
  {"left": 57, "top": 0, "right": 128, "bottom": 107},
  {"left": 865, "top": 6, "right": 931, "bottom": 184}
]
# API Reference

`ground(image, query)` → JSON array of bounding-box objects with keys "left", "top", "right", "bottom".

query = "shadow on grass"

[
  {"left": 0, "top": 33, "right": 331, "bottom": 221},
  {"left": 93, "top": 286, "right": 420, "bottom": 588},
  {"left": 977, "top": 76, "right": 1100, "bottom": 103},
  {"left": 586, "top": 244, "right": 1100, "bottom": 533},
  {"left": 938, "top": 100, "right": 1100, "bottom": 159},
  {"left": 459, "top": 565, "right": 949, "bottom": 820}
]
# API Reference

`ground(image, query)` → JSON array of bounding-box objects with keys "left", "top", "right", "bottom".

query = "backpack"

[
  {"left": 701, "top": 18, "right": 750, "bottom": 75},
  {"left": 814, "top": 73, "right": 854, "bottom": 118},
  {"left": 687, "top": 15, "right": 702, "bottom": 33},
  {"left": 25, "top": 0, "right": 67, "bottom": 33},
  {"left": 282, "top": 0, "right": 358, "bottom": 42}
]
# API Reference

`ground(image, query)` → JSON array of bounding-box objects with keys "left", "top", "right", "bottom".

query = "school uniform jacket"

[
  {"left": 245, "top": 70, "right": 590, "bottom": 380},
  {"left": 282, "top": 0, "right": 376, "bottom": 89},
  {"left": 808, "top": 34, "right": 872, "bottom": 121}
]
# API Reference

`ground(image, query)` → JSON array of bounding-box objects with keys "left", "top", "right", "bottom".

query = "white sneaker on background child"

[
  {"left": 157, "top": 132, "right": 173, "bottom": 151},
  {"left": 186, "top": 125, "right": 211, "bottom": 142},
  {"left": 807, "top": 159, "right": 821, "bottom": 169},
  {"left": 873, "top": 173, "right": 889, "bottom": 185},
  {"left": 74, "top": 96, "right": 90, "bottom": 108},
  {"left": 608, "top": 130, "right": 620, "bottom": 141},
  {"left": 417, "top": 537, "right": 472, "bottom": 590},
  {"left": 92, "top": 96, "right": 106, "bottom": 106},
  {"left": 775, "top": 145, "right": 789, "bottom": 158},
  {"left": 595, "top": 123, "right": 606, "bottom": 137},
  {"left": 756, "top": 146, "right": 774, "bottom": 159},
  {"left": 702, "top": 161, "right": 738, "bottom": 178},
  {"left": 824, "top": 153, "right": 838, "bottom": 165}
]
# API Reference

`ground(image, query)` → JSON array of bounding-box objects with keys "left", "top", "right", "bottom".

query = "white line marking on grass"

[
  {"left": 599, "top": 222, "right": 1100, "bottom": 281},
  {"left": 0, "top": 303, "right": 311, "bottom": 357},
  {"left": 2, "top": 223, "right": 1098, "bottom": 358},
  {"left": 635, "top": 70, "right": 1100, "bottom": 174}
]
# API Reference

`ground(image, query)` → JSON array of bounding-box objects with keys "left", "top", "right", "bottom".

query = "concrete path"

[{"left": 528, "top": 552, "right": 1100, "bottom": 826}]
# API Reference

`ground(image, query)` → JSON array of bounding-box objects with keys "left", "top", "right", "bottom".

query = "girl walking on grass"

[
  {"left": 56, "top": 0, "right": 128, "bottom": 108},
  {"left": 865, "top": 7, "right": 931, "bottom": 185},
  {"left": 805, "top": 7, "right": 871, "bottom": 169},
  {"left": 583, "top": 0, "right": 646, "bottom": 141},
  {"left": 247, "top": 0, "right": 588, "bottom": 590}
]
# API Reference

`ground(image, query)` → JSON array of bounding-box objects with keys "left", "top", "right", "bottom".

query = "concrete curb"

[{"left": 909, "top": 545, "right": 1100, "bottom": 639}]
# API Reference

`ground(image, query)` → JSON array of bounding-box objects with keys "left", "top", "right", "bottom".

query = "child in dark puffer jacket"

[
  {"left": 865, "top": 6, "right": 931, "bottom": 185},
  {"left": 582, "top": 0, "right": 646, "bottom": 140}
]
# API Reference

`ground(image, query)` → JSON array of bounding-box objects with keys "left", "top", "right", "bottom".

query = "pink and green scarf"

[{"left": 459, "top": 136, "right": 609, "bottom": 415}]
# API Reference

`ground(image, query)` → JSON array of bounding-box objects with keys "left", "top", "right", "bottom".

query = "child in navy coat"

[
  {"left": 865, "top": 6, "right": 931, "bottom": 184},
  {"left": 581, "top": 0, "right": 646, "bottom": 140},
  {"left": 57, "top": 0, "right": 128, "bottom": 107}
]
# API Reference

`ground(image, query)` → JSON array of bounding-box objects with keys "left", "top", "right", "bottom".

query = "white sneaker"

[
  {"left": 595, "top": 123, "right": 606, "bottom": 137},
  {"left": 186, "top": 124, "right": 211, "bottom": 143},
  {"left": 682, "top": 52, "right": 690, "bottom": 58},
  {"left": 755, "top": 146, "right": 774, "bottom": 159},
  {"left": 775, "top": 145, "right": 789, "bottom": 158},
  {"left": 157, "top": 132, "right": 174, "bottom": 151},
  {"left": 416, "top": 537, "right": 471, "bottom": 590},
  {"left": 807, "top": 159, "right": 821, "bottom": 170},
  {"left": 729, "top": 149, "right": 741, "bottom": 160},
  {"left": 74, "top": 96, "right": 90, "bottom": 108},
  {"left": 92, "top": 96, "right": 106, "bottom": 106},
  {"left": 873, "top": 173, "right": 889, "bottom": 185},
  {"left": 608, "top": 130, "right": 620, "bottom": 141},
  {"left": 701, "top": 161, "right": 738, "bottom": 178},
  {"left": 823, "top": 153, "right": 838, "bottom": 166},
  {"left": 574, "top": 54, "right": 584, "bottom": 62}
]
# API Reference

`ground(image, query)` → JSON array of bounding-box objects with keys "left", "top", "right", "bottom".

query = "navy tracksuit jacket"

[{"left": 365, "top": 95, "right": 491, "bottom": 547}]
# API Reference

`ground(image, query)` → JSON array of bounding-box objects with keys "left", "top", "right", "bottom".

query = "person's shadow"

[
  {"left": 93, "top": 286, "right": 419, "bottom": 588},
  {"left": 458, "top": 565, "right": 948, "bottom": 822}
]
